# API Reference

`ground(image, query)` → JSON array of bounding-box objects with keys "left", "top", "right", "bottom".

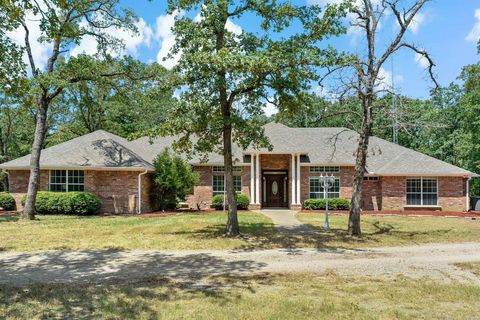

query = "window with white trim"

[
  {"left": 309, "top": 176, "right": 340, "bottom": 199},
  {"left": 309, "top": 166, "right": 339, "bottom": 173},
  {"left": 406, "top": 177, "right": 437, "bottom": 206},
  {"left": 212, "top": 166, "right": 242, "bottom": 173},
  {"left": 212, "top": 175, "right": 242, "bottom": 195},
  {"left": 49, "top": 170, "right": 84, "bottom": 192}
]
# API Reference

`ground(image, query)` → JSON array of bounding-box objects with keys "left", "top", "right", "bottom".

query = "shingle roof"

[
  {"left": 1, "top": 123, "right": 477, "bottom": 177},
  {"left": 0, "top": 130, "right": 153, "bottom": 171}
]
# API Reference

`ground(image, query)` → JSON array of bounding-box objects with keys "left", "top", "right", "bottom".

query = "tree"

[
  {"left": 335, "top": 0, "right": 438, "bottom": 235},
  {"left": 48, "top": 59, "right": 176, "bottom": 144},
  {"left": 151, "top": 149, "right": 200, "bottom": 211},
  {"left": 0, "top": 0, "right": 138, "bottom": 220},
  {"left": 150, "top": 0, "right": 348, "bottom": 236}
]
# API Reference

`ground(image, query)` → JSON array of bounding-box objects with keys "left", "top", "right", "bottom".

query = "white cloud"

[
  {"left": 414, "top": 52, "right": 429, "bottom": 69},
  {"left": 155, "top": 10, "right": 182, "bottom": 69},
  {"left": 263, "top": 100, "right": 277, "bottom": 117},
  {"left": 6, "top": 11, "right": 52, "bottom": 71},
  {"left": 226, "top": 19, "right": 242, "bottom": 35},
  {"left": 408, "top": 12, "right": 425, "bottom": 34},
  {"left": 71, "top": 18, "right": 153, "bottom": 58},
  {"left": 466, "top": 8, "right": 480, "bottom": 43},
  {"left": 375, "top": 67, "right": 403, "bottom": 92}
]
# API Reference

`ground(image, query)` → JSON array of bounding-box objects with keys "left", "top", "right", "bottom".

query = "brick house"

[{"left": 1, "top": 122, "right": 477, "bottom": 213}]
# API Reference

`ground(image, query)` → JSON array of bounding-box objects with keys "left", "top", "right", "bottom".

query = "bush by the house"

[
  {"left": 21, "top": 192, "right": 101, "bottom": 215},
  {"left": 303, "top": 198, "right": 350, "bottom": 210},
  {"left": 151, "top": 149, "right": 200, "bottom": 210},
  {"left": 212, "top": 193, "right": 250, "bottom": 210},
  {"left": 0, "top": 192, "right": 15, "bottom": 211}
]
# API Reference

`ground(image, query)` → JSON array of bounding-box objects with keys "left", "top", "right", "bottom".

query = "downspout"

[
  {"left": 466, "top": 177, "right": 471, "bottom": 212},
  {"left": 137, "top": 170, "right": 149, "bottom": 214}
]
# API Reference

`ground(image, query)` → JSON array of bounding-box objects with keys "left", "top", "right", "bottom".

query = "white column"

[
  {"left": 255, "top": 154, "right": 261, "bottom": 204},
  {"left": 296, "top": 154, "right": 301, "bottom": 205},
  {"left": 466, "top": 177, "right": 471, "bottom": 211},
  {"left": 250, "top": 154, "right": 255, "bottom": 204},
  {"left": 291, "top": 154, "right": 296, "bottom": 205}
]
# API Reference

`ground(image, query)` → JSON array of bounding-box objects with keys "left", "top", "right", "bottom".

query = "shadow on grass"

[
  {"left": 0, "top": 214, "right": 19, "bottom": 223},
  {"left": 0, "top": 273, "right": 276, "bottom": 319},
  {"left": 181, "top": 218, "right": 457, "bottom": 251}
]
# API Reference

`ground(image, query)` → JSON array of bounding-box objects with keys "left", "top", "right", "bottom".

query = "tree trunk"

[
  {"left": 348, "top": 95, "right": 373, "bottom": 236},
  {"left": 223, "top": 124, "right": 239, "bottom": 236},
  {"left": 22, "top": 94, "right": 49, "bottom": 220}
]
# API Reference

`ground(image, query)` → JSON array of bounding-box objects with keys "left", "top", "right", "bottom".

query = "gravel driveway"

[{"left": 1, "top": 242, "right": 479, "bottom": 286}]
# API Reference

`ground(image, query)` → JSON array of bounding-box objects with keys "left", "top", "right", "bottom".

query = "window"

[
  {"left": 212, "top": 175, "right": 242, "bottom": 195},
  {"left": 406, "top": 177, "right": 437, "bottom": 206},
  {"left": 212, "top": 166, "right": 242, "bottom": 173},
  {"left": 309, "top": 166, "right": 339, "bottom": 173},
  {"left": 49, "top": 170, "right": 84, "bottom": 192},
  {"left": 363, "top": 176, "right": 379, "bottom": 181},
  {"left": 309, "top": 176, "right": 340, "bottom": 199}
]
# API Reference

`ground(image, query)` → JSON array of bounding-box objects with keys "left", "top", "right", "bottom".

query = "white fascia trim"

[
  {"left": 244, "top": 151, "right": 309, "bottom": 155},
  {"left": 2, "top": 166, "right": 154, "bottom": 172},
  {"left": 376, "top": 173, "right": 476, "bottom": 178},
  {"left": 300, "top": 163, "right": 354, "bottom": 167},
  {"left": 192, "top": 163, "right": 249, "bottom": 166}
]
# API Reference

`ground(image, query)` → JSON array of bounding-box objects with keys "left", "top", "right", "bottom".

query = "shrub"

[
  {"left": 21, "top": 192, "right": 101, "bottom": 215},
  {"left": 303, "top": 198, "right": 350, "bottom": 210},
  {"left": 212, "top": 193, "right": 250, "bottom": 210},
  {"left": 0, "top": 192, "right": 15, "bottom": 211},
  {"left": 151, "top": 149, "right": 200, "bottom": 210}
]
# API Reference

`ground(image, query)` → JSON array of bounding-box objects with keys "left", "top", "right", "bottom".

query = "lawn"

[
  {"left": 0, "top": 212, "right": 277, "bottom": 251},
  {"left": 296, "top": 212, "right": 480, "bottom": 248},
  {"left": 1, "top": 212, "right": 480, "bottom": 251},
  {"left": 1, "top": 272, "right": 479, "bottom": 319}
]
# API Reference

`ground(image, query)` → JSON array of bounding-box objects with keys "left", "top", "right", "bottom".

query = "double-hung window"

[
  {"left": 49, "top": 170, "right": 84, "bottom": 192},
  {"left": 406, "top": 177, "right": 437, "bottom": 206},
  {"left": 212, "top": 175, "right": 242, "bottom": 196},
  {"left": 309, "top": 176, "right": 340, "bottom": 199}
]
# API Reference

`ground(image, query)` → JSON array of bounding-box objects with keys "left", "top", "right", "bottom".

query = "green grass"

[
  {"left": 1, "top": 212, "right": 479, "bottom": 252},
  {"left": 0, "top": 212, "right": 277, "bottom": 251},
  {"left": 1, "top": 272, "right": 479, "bottom": 319},
  {"left": 296, "top": 213, "right": 480, "bottom": 248}
]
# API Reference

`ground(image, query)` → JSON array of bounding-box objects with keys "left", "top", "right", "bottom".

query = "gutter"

[{"left": 137, "top": 169, "right": 149, "bottom": 214}]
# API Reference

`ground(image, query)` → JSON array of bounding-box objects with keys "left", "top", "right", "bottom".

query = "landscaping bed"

[{"left": 301, "top": 209, "right": 480, "bottom": 218}]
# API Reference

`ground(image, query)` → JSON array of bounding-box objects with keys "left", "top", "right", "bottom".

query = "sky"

[{"left": 7, "top": 0, "right": 480, "bottom": 107}]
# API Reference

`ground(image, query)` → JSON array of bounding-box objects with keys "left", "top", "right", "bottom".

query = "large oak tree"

[
  {"left": 0, "top": 0, "right": 138, "bottom": 219},
  {"left": 151, "top": 0, "right": 348, "bottom": 235}
]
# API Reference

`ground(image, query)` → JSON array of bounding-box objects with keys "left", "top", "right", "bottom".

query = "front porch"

[{"left": 248, "top": 153, "right": 303, "bottom": 211}]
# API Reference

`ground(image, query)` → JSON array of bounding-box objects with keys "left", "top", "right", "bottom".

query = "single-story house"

[{"left": 1, "top": 122, "right": 477, "bottom": 213}]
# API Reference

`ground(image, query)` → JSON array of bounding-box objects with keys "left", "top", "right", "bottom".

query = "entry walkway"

[{"left": 257, "top": 209, "right": 318, "bottom": 235}]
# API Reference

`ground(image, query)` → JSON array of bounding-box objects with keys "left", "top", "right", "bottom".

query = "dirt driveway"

[{"left": 1, "top": 242, "right": 479, "bottom": 286}]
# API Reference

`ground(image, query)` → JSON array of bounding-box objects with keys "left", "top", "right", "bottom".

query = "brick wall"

[
  {"left": 8, "top": 170, "right": 48, "bottom": 211},
  {"left": 187, "top": 165, "right": 248, "bottom": 209},
  {"left": 299, "top": 166, "right": 353, "bottom": 205},
  {"left": 7, "top": 169, "right": 154, "bottom": 214},
  {"left": 380, "top": 176, "right": 405, "bottom": 210},
  {"left": 438, "top": 177, "right": 467, "bottom": 212},
  {"left": 362, "top": 179, "right": 381, "bottom": 210}
]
